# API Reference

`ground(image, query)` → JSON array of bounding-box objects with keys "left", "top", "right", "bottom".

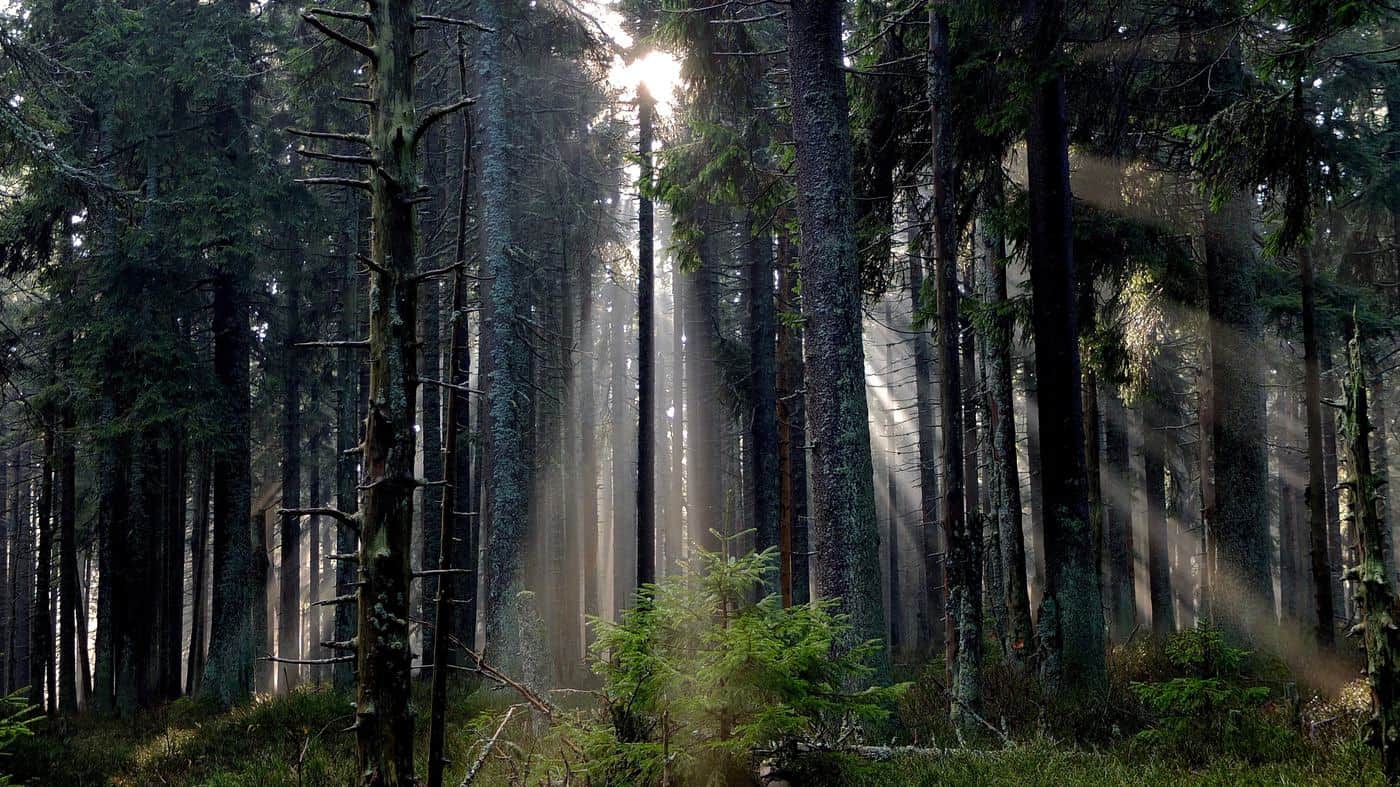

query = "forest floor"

[{"left": 7, "top": 669, "right": 1387, "bottom": 786}]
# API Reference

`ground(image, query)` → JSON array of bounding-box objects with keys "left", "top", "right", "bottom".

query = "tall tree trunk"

[
  {"left": 201, "top": 0, "right": 255, "bottom": 709},
  {"left": 1103, "top": 391, "right": 1134, "bottom": 642},
  {"left": 1145, "top": 390, "right": 1175, "bottom": 639},
  {"left": 186, "top": 448, "right": 211, "bottom": 695},
  {"left": 1024, "top": 364, "right": 1046, "bottom": 609},
  {"left": 279, "top": 264, "right": 302, "bottom": 693},
  {"left": 610, "top": 285, "right": 635, "bottom": 612},
  {"left": 930, "top": 2, "right": 980, "bottom": 724},
  {"left": 478, "top": 0, "right": 549, "bottom": 690},
  {"left": 306, "top": 424, "right": 323, "bottom": 683},
  {"left": 881, "top": 300, "right": 903, "bottom": 656},
  {"left": 0, "top": 454, "right": 9, "bottom": 697},
  {"left": 334, "top": 208, "right": 362, "bottom": 693},
  {"left": 419, "top": 274, "right": 443, "bottom": 670},
  {"left": 450, "top": 52, "right": 477, "bottom": 655},
  {"left": 350, "top": 0, "right": 425, "bottom": 777},
  {"left": 92, "top": 445, "right": 113, "bottom": 713},
  {"left": 787, "top": 0, "right": 890, "bottom": 682},
  {"left": 418, "top": 112, "right": 445, "bottom": 675},
  {"left": 30, "top": 422, "right": 55, "bottom": 711},
  {"left": 579, "top": 257, "right": 600, "bottom": 627},
  {"left": 161, "top": 423, "right": 186, "bottom": 701},
  {"left": 58, "top": 339, "right": 79, "bottom": 712},
  {"left": 637, "top": 84, "right": 656, "bottom": 590},
  {"left": 669, "top": 254, "right": 685, "bottom": 578},
  {"left": 426, "top": 270, "right": 467, "bottom": 787},
  {"left": 908, "top": 222, "right": 943, "bottom": 655},
  {"left": 1191, "top": 17, "right": 1273, "bottom": 644},
  {"left": 1022, "top": 0, "right": 1105, "bottom": 690},
  {"left": 1340, "top": 325, "right": 1400, "bottom": 782},
  {"left": 978, "top": 180, "right": 1032, "bottom": 667},
  {"left": 748, "top": 218, "right": 780, "bottom": 590},
  {"left": 1203, "top": 191, "right": 1273, "bottom": 644},
  {"left": 686, "top": 215, "right": 723, "bottom": 556},
  {"left": 1301, "top": 244, "right": 1336, "bottom": 646},
  {"left": 776, "top": 236, "right": 810, "bottom": 606}
]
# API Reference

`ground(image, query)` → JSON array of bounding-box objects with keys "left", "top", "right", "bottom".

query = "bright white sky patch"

[{"left": 608, "top": 50, "right": 682, "bottom": 115}]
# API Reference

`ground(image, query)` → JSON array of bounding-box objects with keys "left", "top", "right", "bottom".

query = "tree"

[
  {"left": 637, "top": 81, "right": 657, "bottom": 590},
  {"left": 1021, "top": 0, "right": 1104, "bottom": 690},
  {"left": 929, "top": 0, "right": 981, "bottom": 723},
  {"left": 202, "top": 0, "right": 257, "bottom": 710},
  {"left": 787, "top": 0, "right": 890, "bottom": 681}
]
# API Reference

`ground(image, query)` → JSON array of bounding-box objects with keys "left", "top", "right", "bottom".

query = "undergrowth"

[{"left": 6, "top": 620, "right": 1387, "bottom": 785}]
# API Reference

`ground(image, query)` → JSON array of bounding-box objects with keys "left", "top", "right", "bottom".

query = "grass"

[
  {"left": 788, "top": 738, "right": 1384, "bottom": 786},
  {"left": 6, "top": 682, "right": 501, "bottom": 786},
  {"left": 3, "top": 643, "right": 1387, "bottom": 786}
]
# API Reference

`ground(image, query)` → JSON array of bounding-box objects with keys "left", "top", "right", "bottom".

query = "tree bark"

[
  {"left": 1103, "top": 390, "right": 1134, "bottom": 642},
  {"left": 1300, "top": 243, "right": 1336, "bottom": 646},
  {"left": 1022, "top": 0, "right": 1105, "bottom": 690},
  {"left": 1145, "top": 393, "right": 1175, "bottom": 639},
  {"left": 977, "top": 179, "right": 1032, "bottom": 666},
  {"left": 929, "top": 3, "right": 980, "bottom": 723},
  {"left": 1340, "top": 325, "right": 1400, "bottom": 782},
  {"left": 58, "top": 337, "right": 79, "bottom": 712},
  {"left": 776, "top": 235, "right": 810, "bottom": 606},
  {"left": 186, "top": 447, "right": 211, "bottom": 695},
  {"left": 907, "top": 219, "right": 943, "bottom": 653},
  {"left": 748, "top": 217, "right": 780, "bottom": 590},
  {"left": 279, "top": 261, "right": 303, "bottom": 692},
  {"left": 30, "top": 421, "right": 55, "bottom": 711},
  {"left": 787, "top": 0, "right": 890, "bottom": 682},
  {"left": 637, "top": 84, "right": 657, "bottom": 590},
  {"left": 201, "top": 0, "right": 255, "bottom": 709},
  {"left": 478, "top": 0, "right": 549, "bottom": 691}
]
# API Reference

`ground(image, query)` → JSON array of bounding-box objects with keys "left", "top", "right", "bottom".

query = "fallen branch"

[
  {"left": 460, "top": 706, "right": 517, "bottom": 786},
  {"left": 259, "top": 654, "right": 354, "bottom": 665},
  {"left": 446, "top": 635, "right": 558, "bottom": 718}
]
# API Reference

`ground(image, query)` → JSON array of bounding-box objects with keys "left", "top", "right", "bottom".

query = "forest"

[{"left": 0, "top": 0, "right": 1397, "bottom": 783}]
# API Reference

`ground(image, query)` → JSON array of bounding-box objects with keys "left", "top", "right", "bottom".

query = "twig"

[
  {"left": 260, "top": 654, "right": 354, "bottom": 665},
  {"left": 461, "top": 706, "right": 517, "bottom": 786}
]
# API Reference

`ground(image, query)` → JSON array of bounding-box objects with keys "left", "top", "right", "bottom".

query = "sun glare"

[{"left": 609, "top": 50, "right": 682, "bottom": 114}]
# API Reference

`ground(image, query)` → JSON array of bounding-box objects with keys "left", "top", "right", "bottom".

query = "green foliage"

[
  {"left": 0, "top": 689, "right": 41, "bottom": 785},
  {"left": 9, "top": 684, "right": 492, "bottom": 786},
  {"left": 577, "top": 544, "right": 908, "bottom": 785},
  {"left": 1130, "top": 624, "right": 1298, "bottom": 763}
]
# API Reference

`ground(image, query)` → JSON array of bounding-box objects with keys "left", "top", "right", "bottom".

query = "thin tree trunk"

[
  {"left": 930, "top": 2, "right": 980, "bottom": 724},
  {"left": 30, "top": 422, "right": 55, "bottom": 711},
  {"left": 334, "top": 206, "right": 361, "bottom": 693},
  {"left": 669, "top": 253, "right": 685, "bottom": 579},
  {"left": 1300, "top": 244, "right": 1336, "bottom": 646},
  {"left": 279, "top": 262, "right": 303, "bottom": 693},
  {"left": 1103, "top": 391, "right": 1134, "bottom": 642},
  {"left": 450, "top": 45, "right": 477, "bottom": 655},
  {"left": 186, "top": 448, "right": 211, "bottom": 695},
  {"left": 776, "top": 236, "right": 810, "bottom": 606},
  {"left": 637, "top": 83, "right": 656, "bottom": 590},
  {"left": 1145, "top": 395, "right": 1175, "bottom": 638},
  {"left": 748, "top": 218, "right": 780, "bottom": 590},
  {"left": 58, "top": 337, "right": 79, "bottom": 713},
  {"left": 978, "top": 181, "right": 1032, "bottom": 666},
  {"left": 306, "top": 424, "right": 323, "bottom": 683},
  {"left": 426, "top": 271, "right": 467, "bottom": 787}
]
